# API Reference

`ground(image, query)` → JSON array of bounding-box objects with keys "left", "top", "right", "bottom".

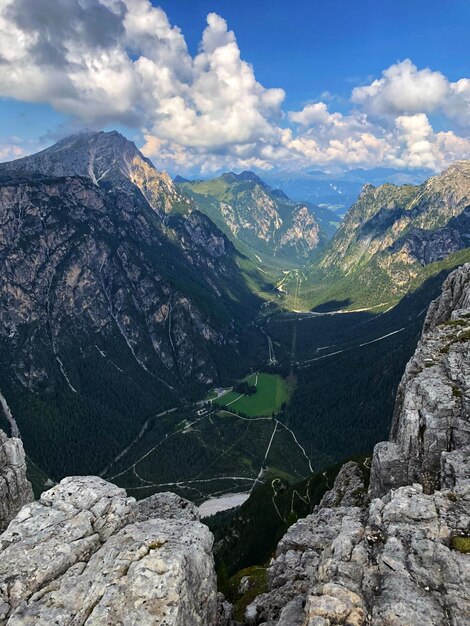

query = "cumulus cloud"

[
  {"left": 286, "top": 60, "right": 470, "bottom": 171},
  {"left": 0, "top": 0, "right": 468, "bottom": 172},
  {"left": 352, "top": 59, "right": 470, "bottom": 129},
  {"left": 0, "top": 0, "right": 284, "bottom": 155}
]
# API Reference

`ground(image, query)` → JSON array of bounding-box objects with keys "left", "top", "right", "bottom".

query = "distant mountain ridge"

[
  {"left": 176, "top": 171, "right": 338, "bottom": 268},
  {"left": 298, "top": 160, "right": 470, "bottom": 309},
  {"left": 263, "top": 166, "right": 433, "bottom": 215}
]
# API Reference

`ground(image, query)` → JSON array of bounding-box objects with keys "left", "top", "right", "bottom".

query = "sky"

[{"left": 0, "top": 0, "right": 469, "bottom": 175}]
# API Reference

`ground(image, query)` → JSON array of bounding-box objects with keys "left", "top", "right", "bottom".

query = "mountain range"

[
  {"left": 1, "top": 129, "right": 470, "bottom": 498},
  {"left": 176, "top": 171, "right": 338, "bottom": 268},
  {"left": 262, "top": 166, "right": 433, "bottom": 215},
  {"left": 295, "top": 160, "right": 470, "bottom": 310}
]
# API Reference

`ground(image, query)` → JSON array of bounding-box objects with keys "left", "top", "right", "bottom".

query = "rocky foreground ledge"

[
  {"left": 1, "top": 264, "right": 470, "bottom": 625},
  {"left": 0, "top": 476, "right": 228, "bottom": 625}
]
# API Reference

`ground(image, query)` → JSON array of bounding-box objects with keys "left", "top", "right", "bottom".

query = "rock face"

[
  {"left": 177, "top": 170, "right": 333, "bottom": 264},
  {"left": 309, "top": 160, "right": 470, "bottom": 307},
  {"left": 248, "top": 264, "right": 470, "bottom": 626},
  {"left": 371, "top": 262, "right": 470, "bottom": 497},
  {"left": 0, "top": 131, "right": 261, "bottom": 479},
  {"left": 320, "top": 161, "right": 470, "bottom": 274},
  {"left": 0, "top": 476, "right": 218, "bottom": 625},
  {"left": 137, "top": 491, "right": 200, "bottom": 522},
  {"left": 0, "top": 430, "right": 33, "bottom": 532}
]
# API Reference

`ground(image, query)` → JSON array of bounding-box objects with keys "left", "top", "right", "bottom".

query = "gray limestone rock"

[
  {"left": 249, "top": 265, "right": 470, "bottom": 626},
  {"left": 0, "top": 476, "right": 219, "bottom": 626},
  {"left": 0, "top": 430, "right": 33, "bottom": 532},
  {"left": 371, "top": 264, "right": 470, "bottom": 498},
  {"left": 137, "top": 491, "right": 200, "bottom": 522},
  {"left": 7, "top": 519, "right": 216, "bottom": 626}
]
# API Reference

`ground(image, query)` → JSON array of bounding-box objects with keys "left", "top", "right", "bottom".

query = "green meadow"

[{"left": 214, "top": 372, "right": 289, "bottom": 417}]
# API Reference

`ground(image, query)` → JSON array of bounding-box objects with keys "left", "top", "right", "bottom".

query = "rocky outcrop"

[
  {"left": 248, "top": 264, "right": 470, "bottom": 626},
  {"left": 389, "top": 205, "right": 470, "bottom": 266},
  {"left": 424, "top": 262, "right": 470, "bottom": 330},
  {"left": 0, "top": 476, "right": 219, "bottom": 625},
  {"left": 245, "top": 463, "right": 368, "bottom": 625},
  {"left": 137, "top": 491, "right": 200, "bottom": 522},
  {"left": 0, "top": 430, "right": 33, "bottom": 532},
  {"left": 371, "top": 262, "right": 470, "bottom": 497}
]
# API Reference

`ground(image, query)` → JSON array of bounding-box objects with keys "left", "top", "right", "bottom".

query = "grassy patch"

[
  {"left": 452, "top": 386, "right": 463, "bottom": 398},
  {"left": 221, "top": 566, "right": 268, "bottom": 622},
  {"left": 439, "top": 319, "right": 466, "bottom": 327},
  {"left": 451, "top": 536, "right": 470, "bottom": 553},
  {"left": 214, "top": 373, "right": 289, "bottom": 417}
]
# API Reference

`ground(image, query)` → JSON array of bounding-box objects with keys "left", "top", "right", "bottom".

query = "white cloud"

[
  {"left": 0, "top": 0, "right": 285, "bottom": 154},
  {"left": 0, "top": 1, "right": 468, "bottom": 173},
  {"left": 289, "top": 102, "right": 341, "bottom": 127},
  {"left": 0, "top": 142, "right": 25, "bottom": 161},
  {"left": 352, "top": 59, "right": 470, "bottom": 129}
]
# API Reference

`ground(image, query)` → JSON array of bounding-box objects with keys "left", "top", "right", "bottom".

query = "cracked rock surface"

[{"left": 0, "top": 476, "right": 218, "bottom": 625}]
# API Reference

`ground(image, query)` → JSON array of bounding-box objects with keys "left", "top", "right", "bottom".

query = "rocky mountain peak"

[
  {"left": 2, "top": 130, "right": 144, "bottom": 183},
  {"left": 220, "top": 171, "right": 263, "bottom": 185},
  {"left": 0, "top": 130, "right": 187, "bottom": 215},
  {"left": 359, "top": 181, "right": 376, "bottom": 196}
]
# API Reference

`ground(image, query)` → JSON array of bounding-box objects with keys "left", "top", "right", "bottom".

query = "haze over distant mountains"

[
  {"left": 261, "top": 166, "right": 434, "bottom": 215},
  {"left": 296, "top": 160, "right": 470, "bottom": 310}
]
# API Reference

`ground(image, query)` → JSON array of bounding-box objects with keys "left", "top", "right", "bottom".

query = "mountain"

[
  {"left": 0, "top": 131, "right": 264, "bottom": 481},
  {"left": 298, "top": 161, "right": 470, "bottom": 309},
  {"left": 262, "top": 166, "right": 432, "bottom": 216},
  {"left": 176, "top": 171, "right": 337, "bottom": 268}
]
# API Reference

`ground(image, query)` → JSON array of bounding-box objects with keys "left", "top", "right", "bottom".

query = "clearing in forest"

[{"left": 213, "top": 373, "right": 289, "bottom": 417}]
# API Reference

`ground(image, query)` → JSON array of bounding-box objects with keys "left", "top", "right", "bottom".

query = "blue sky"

[
  {"left": 0, "top": 0, "right": 469, "bottom": 174},
  {"left": 157, "top": 0, "right": 470, "bottom": 109}
]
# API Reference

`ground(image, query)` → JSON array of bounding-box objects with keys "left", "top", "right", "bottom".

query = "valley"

[
  {"left": 99, "top": 262, "right": 458, "bottom": 507},
  {"left": 0, "top": 3, "right": 469, "bottom": 624},
  {"left": 0, "top": 130, "right": 469, "bottom": 518}
]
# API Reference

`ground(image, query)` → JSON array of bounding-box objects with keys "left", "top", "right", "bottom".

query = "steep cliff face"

[
  {"left": 178, "top": 171, "right": 334, "bottom": 266},
  {"left": 0, "top": 132, "right": 262, "bottom": 480},
  {"left": 302, "top": 161, "right": 470, "bottom": 308},
  {"left": 371, "top": 263, "right": 470, "bottom": 497},
  {"left": 0, "top": 430, "right": 33, "bottom": 531},
  {"left": 0, "top": 476, "right": 221, "bottom": 626},
  {"left": 320, "top": 161, "right": 470, "bottom": 274},
  {"left": 247, "top": 264, "right": 470, "bottom": 626}
]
